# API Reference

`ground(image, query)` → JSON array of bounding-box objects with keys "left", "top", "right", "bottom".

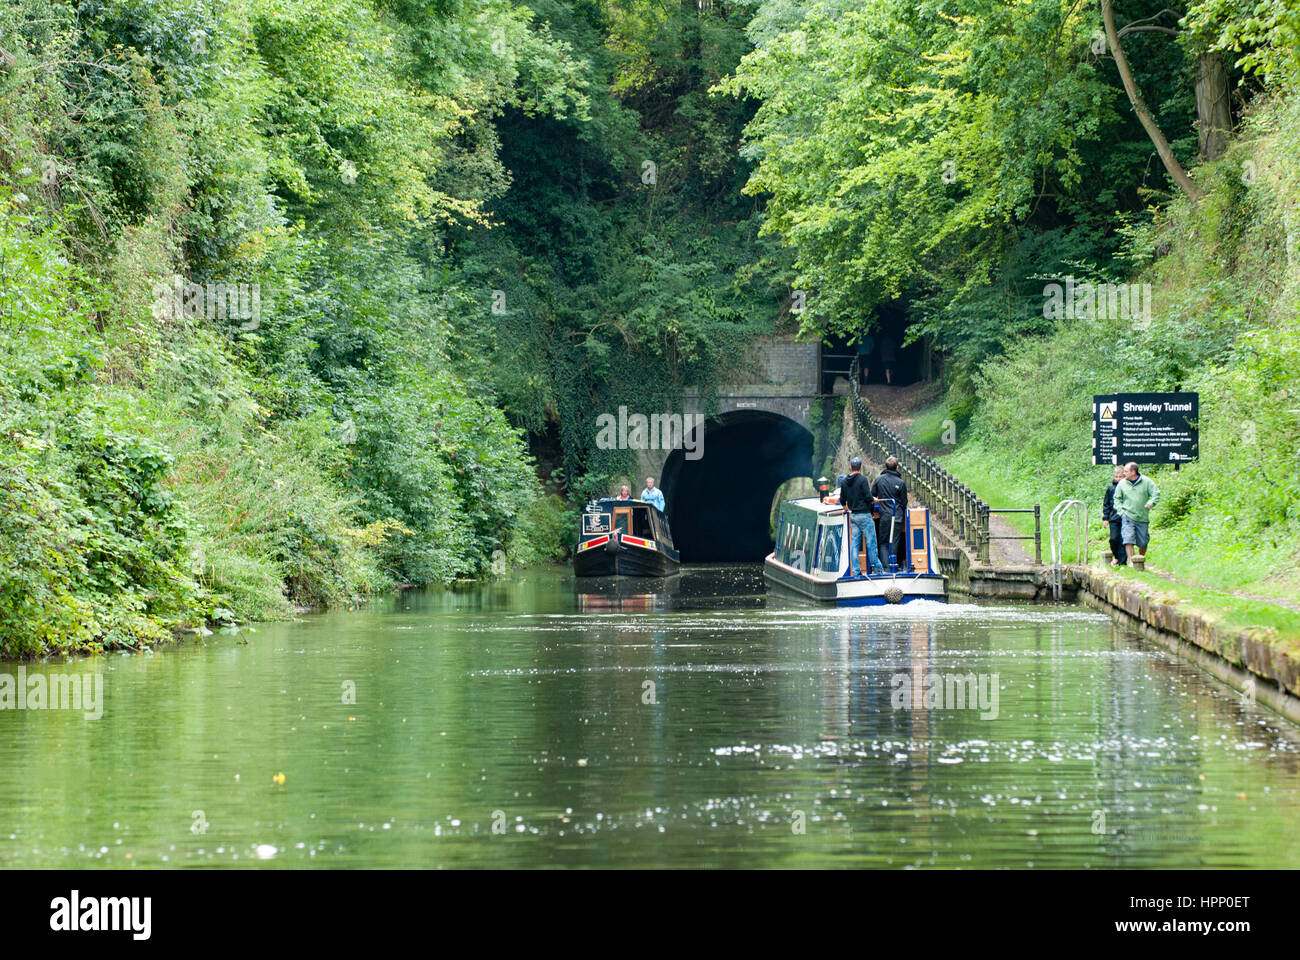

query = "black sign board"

[
  {"left": 1093, "top": 393, "right": 1198, "bottom": 465},
  {"left": 582, "top": 512, "right": 611, "bottom": 535}
]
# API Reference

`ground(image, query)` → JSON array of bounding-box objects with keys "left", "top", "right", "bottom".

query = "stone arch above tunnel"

[{"left": 658, "top": 410, "right": 814, "bottom": 563}]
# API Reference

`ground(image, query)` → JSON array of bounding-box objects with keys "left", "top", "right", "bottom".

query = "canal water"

[{"left": 2, "top": 566, "right": 1298, "bottom": 868}]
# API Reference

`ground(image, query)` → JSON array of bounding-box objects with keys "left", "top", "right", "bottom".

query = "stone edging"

[{"left": 1067, "top": 564, "right": 1300, "bottom": 725}]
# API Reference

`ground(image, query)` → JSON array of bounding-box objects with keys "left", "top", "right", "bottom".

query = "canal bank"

[{"left": 1067, "top": 564, "right": 1300, "bottom": 725}]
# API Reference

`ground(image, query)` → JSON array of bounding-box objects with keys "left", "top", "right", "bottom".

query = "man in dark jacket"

[
  {"left": 841, "top": 457, "right": 887, "bottom": 577},
  {"left": 1101, "top": 465, "right": 1126, "bottom": 566},
  {"left": 871, "top": 457, "right": 908, "bottom": 569}
]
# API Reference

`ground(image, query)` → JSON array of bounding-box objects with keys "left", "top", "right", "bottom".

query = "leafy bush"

[{"left": 0, "top": 0, "right": 577, "bottom": 656}]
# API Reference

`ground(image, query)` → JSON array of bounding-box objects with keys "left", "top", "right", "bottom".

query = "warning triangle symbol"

[{"left": 1100, "top": 404, "right": 1115, "bottom": 420}]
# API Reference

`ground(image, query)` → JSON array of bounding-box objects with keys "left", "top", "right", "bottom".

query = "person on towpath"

[
  {"left": 857, "top": 334, "right": 875, "bottom": 386},
  {"left": 1102, "top": 465, "right": 1127, "bottom": 567},
  {"left": 879, "top": 335, "right": 897, "bottom": 385},
  {"left": 1113, "top": 461, "right": 1160, "bottom": 566}
]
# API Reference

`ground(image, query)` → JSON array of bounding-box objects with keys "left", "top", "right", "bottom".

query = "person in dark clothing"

[
  {"left": 871, "top": 456, "right": 908, "bottom": 569},
  {"left": 879, "top": 336, "right": 897, "bottom": 385},
  {"left": 1102, "top": 465, "right": 1127, "bottom": 566},
  {"left": 841, "top": 457, "right": 886, "bottom": 577}
]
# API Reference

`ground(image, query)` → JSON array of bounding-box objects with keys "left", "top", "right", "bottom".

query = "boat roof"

[
  {"left": 782, "top": 496, "right": 846, "bottom": 516},
  {"left": 589, "top": 497, "right": 655, "bottom": 507}
]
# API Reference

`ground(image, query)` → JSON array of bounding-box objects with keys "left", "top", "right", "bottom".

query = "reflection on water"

[
  {"left": 575, "top": 574, "right": 681, "bottom": 613},
  {"left": 1, "top": 565, "right": 1298, "bottom": 868}
]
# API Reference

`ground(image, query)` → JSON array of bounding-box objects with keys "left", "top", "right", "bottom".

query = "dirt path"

[{"left": 858, "top": 383, "right": 942, "bottom": 439}]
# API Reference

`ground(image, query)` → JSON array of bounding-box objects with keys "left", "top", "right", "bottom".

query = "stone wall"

[
  {"left": 681, "top": 334, "right": 820, "bottom": 415},
  {"left": 1068, "top": 564, "right": 1300, "bottom": 723},
  {"left": 723, "top": 335, "right": 819, "bottom": 397}
]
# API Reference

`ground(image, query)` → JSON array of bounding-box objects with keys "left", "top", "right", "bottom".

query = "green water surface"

[{"left": 2, "top": 566, "right": 1297, "bottom": 868}]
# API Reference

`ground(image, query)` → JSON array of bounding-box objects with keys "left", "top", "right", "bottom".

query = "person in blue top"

[
  {"left": 641, "top": 476, "right": 665, "bottom": 512},
  {"left": 857, "top": 334, "right": 875, "bottom": 386}
]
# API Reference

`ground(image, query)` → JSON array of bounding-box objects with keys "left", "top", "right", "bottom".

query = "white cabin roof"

[{"left": 785, "top": 496, "right": 846, "bottom": 516}]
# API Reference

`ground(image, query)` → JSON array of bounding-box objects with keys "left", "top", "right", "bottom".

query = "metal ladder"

[{"left": 1048, "top": 499, "right": 1088, "bottom": 600}]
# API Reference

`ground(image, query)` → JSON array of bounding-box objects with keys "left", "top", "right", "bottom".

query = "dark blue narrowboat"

[{"left": 574, "top": 498, "right": 681, "bottom": 577}]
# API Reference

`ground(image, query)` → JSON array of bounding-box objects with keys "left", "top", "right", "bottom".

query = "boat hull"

[
  {"left": 763, "top": 554, "right": 946, "bottom": 605},
  {"left": 575, "top": 538, "right": 680, "bottom": 577}
]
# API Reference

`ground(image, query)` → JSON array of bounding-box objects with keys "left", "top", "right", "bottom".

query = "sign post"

[{"left": 1092, "top": 393, "right": 1198, "bottom": 465}]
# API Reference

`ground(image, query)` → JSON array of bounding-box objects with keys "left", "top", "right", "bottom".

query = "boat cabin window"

[
  {"left": 632, "top": 508, "right": 654, "bottom": 539},
  {"left": 612, "top": 507, "right": 631, "bottom": 535},
  {"left": 613, "top": 506, "right": 654, "bottom": 539},
  {"left": 819, "top": 523, "right": 842, "bottom": 573}
]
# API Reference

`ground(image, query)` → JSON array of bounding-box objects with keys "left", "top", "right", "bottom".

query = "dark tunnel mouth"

[{"left": 660, "top": 411, "right": 814, "bottom": 563}]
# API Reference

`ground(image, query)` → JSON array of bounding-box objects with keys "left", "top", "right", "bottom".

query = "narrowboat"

[
  {"left": 763, "top": 495, "right": 947, "bottom": 605},
  {"left": 574, "top": 498, "right": 681, "bottom": 577}
]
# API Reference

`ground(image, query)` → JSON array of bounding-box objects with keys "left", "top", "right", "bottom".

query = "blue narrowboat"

[{"left": 763, "top": 495, "right": 947, "bottom": 605}]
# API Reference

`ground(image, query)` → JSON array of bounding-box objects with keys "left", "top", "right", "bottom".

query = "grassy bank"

[
  {"left": 907, "top": 88, "right": 1300, "bottom": 609},
  {"left": 1106, "top": 565, "right": 1300, "bottom": 652}
]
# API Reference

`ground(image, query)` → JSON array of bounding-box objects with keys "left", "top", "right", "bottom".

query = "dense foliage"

[
  {"left": 723, "top": 0, "right": 1238, "bottom": 375},
  {"left": 3, "top": 0, "right": 1299, "bottom": 656},
  {"left": 447, "top": 0, "right": 792, "bottom": 494},
  {"left": 0, "top": 0, "right": 586, "bottom": 654}
]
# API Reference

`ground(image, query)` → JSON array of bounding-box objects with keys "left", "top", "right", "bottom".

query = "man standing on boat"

[
  {"left": 842, "top": 458, "right": 887, "bottom": 578},
  {"left": 1114, "top": 461, "right": 1159, "bottom": 567},
  {"left": 641, "top": 477, "right": 666, "bottom": 513},
  {"left": 871, "top": 456, "right": 909, "bottom": 569}
]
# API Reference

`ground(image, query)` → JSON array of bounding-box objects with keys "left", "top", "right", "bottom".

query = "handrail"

[
  {"left": 846, "top": 357, "right": 990, "bottom": 560},
  {"left": 986, "top": 506, "right": 1042, "bottom": 564},
  {"left": 1048, "top": 499, "right": 1088, "bottom": 600}
]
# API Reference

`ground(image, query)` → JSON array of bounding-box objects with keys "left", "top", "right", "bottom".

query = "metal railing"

[
  {"left": 847, "top": 358, "right": 990, "bottom": 560},
  {"left": 845, "top": 358, "right": 1044, "bottom": 564},
  {"left": 1048, "top": 499, "right": 1088, "bottom": 600},
  {"left": 821, "top": 351, "right": 857, "bottom": 376},
  {"left": 987, "top": 506, "right": 1042, "bottom": 564}
]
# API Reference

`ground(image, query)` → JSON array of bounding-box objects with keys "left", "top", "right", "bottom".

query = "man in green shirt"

[{"left": 1113, "top": 461, "right": 1160, "bottom": 565}]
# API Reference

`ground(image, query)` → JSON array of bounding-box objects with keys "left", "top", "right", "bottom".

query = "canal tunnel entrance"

[{"left": 660, "top": 411, "right": 814, "bottom": 563}]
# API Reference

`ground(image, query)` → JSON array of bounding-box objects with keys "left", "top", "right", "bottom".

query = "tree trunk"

[
  {"left": 1195, "top": 52, "right": 1232, "bottom": 160},
  {"left": 1101, "top": 0, "right": 1206, "bottom": 201}
]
